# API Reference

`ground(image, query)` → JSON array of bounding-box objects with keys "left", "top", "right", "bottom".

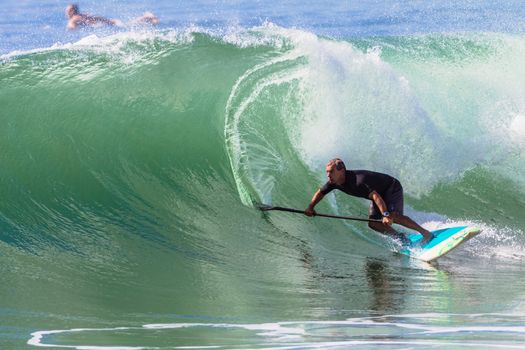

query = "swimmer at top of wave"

[{"left": 65, "top": 4, "right": 159, "bottom": 30}]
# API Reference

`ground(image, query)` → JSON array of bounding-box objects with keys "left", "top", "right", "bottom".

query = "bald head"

[
  {"left": 327, "top": 158, "right": 345, "bottom": 171},
  {"left": 325, "top": 158, "right": 346, "bottom": 185}
]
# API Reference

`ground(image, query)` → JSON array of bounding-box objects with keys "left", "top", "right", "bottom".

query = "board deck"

[{"left": 399, "top": 226, "right": 481, "bottom": 262}]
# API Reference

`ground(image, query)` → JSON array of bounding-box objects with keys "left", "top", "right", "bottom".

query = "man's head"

[
  {"left": 65, "top": 4, "right": 79, "bottom": 18},
  {"left": 326, "top": 158, "right": 346, "bottom": 185}
]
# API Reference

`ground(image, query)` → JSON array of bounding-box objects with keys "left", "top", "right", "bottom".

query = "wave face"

[{"left": 2, "top": 26, "right": 525, "bottom": 349}]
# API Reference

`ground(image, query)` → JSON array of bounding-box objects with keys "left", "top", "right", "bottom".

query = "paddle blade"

[{"left": 257, "top": 204, "right": 275, "bottom": 211}]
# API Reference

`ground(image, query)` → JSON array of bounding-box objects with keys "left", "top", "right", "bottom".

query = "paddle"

[{"left": 258, "top": 204, "right": 382, "bottom": 223}]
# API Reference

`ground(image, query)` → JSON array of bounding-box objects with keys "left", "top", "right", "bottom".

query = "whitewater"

[{"left": 1, "top": 1, "right": 525, "bottom": 349}]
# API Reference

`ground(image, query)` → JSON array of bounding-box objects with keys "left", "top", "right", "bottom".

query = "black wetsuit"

[{"left": 320, "top": 170, "right": 404, "bottom": 219}]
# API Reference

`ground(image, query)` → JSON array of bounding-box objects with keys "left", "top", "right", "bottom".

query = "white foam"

[
  {"left": 28, "top": 327, "right": 147, "bottom": 349},
  {"left": 29, "top": 314, "right": 525, "bottom": 349},
  {"left": 0, "top": 23, "right": 297, "bottom": 63},
  {"left": 510, "top": 113, "right": 525, "bottom": 139},
  {"left": 287, "top": 33, "right": 452, "bottom": 196},
  {"left": 1, "top": 28, "right": 194, "bottom": 61},
  {"left": 288, "top": 32, "right": 525, "bottom": 199}
]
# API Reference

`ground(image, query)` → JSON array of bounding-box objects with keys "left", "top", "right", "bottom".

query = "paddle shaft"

[{"left": 260, "top": 205, "right": 382, "bottom": 223}]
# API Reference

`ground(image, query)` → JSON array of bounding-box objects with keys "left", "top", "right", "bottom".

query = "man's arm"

[
  {"left": 305, "top": 189, "right": 325, "bottom": 216},
  {"left": 369, "top": 191, "right": 393, "bottom": 225}
]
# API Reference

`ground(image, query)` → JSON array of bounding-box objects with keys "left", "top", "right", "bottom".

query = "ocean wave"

[{"left": 1, "top": 25, "right": 524, "bottom": 262}]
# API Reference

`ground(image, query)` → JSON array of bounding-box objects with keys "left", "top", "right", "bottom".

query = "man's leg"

[
  {"left": 368, "top": 201, "right": 405, "bottom": 240},
  {"left": 391, "top": 212, "right": 432, "bottom": 243},
  {"left": 369, "top": 221, "right": 396, "bottom": 234},
  {"left": 368, "top": 221, "right": 410, "bottom": 245},
  {"left": 383, "top": 183, "right": 432, "bottom": 244}
]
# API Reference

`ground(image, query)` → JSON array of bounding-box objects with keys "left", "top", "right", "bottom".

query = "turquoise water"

[{"left": 2, "top": 2, "right": 525, "bottom": 349}]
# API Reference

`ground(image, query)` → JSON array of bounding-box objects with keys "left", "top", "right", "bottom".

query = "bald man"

[{"left": 305, "top": 158, "right": 432, "bottom": 244}]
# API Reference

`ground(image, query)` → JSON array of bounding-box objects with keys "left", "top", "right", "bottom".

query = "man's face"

[
  {"left": 66, "top": 5, "right": 77, "bottom": 18},
  {"left": 326, "top": 164, "right": 343, "bottom": 184}
]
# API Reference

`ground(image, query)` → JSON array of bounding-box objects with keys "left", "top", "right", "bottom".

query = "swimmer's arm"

[
  {"left": 67, "top": 18, "right": 78, "bottom": 29},
  {"left": 87, "top": 15, "right": 117, "bottom": 26}
]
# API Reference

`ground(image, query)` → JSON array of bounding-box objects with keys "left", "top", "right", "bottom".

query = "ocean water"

[{"left": 2, "top": 1, "right": 525, "bottom": 349}]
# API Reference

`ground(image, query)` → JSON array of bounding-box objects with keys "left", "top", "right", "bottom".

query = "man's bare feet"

[{"left": 419, "top": 231, "right": 433, "bottom": 245}]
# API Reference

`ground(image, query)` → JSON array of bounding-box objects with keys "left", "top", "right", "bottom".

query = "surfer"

[
  {"left": 305, "top": 158, "right": 432, "bottom": 244},
  {"left": 65, "top": 4, "right": 159, "bottom": 30}
]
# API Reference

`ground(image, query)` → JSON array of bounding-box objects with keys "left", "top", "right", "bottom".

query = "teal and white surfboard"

[{"left": 400, "top": 226, "right": 481, "bottom": 262}]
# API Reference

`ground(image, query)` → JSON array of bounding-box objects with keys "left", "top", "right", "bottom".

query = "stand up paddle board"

[{"left": 399, "top": 226, "right": 481, "bottom": 262}]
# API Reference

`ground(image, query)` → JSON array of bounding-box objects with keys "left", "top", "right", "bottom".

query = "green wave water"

[{"left": 1, "top": 26, "right": 525, "bottom": 349}]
